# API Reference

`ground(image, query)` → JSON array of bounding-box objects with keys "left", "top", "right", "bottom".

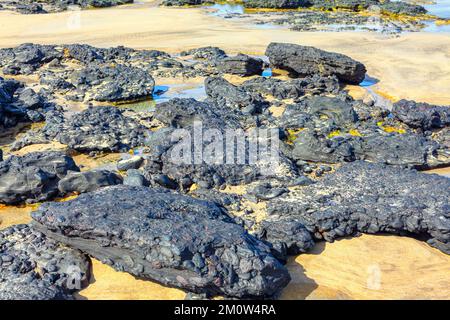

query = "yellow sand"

[
  {"left": 0, "top": 4, "right": 449, "bottom": 104},
  {"left": 282, "top": 234, "right": 450, "bottom": 300},
  {"left": 0, "top": 205, "right": 34, "bottom": 229},
  {"left": 77, "top": 259, "right": 186, "bottom": 300},
  {"left": 0, "top": 1, "right": 449, "bottom": 300}
]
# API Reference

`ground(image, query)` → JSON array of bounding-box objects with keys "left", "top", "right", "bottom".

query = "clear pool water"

[
  {"left": 262, "top": 68, "right": 273, "bottom": 77},
  {"left": 360, "top": 75, "right": 379, "bottom": 87},
  {"left": 425, "top": 0, "right": 450, "bottom": 19},
  {"left": 208, "top": 3, "right": 245, "bottom": 16}
]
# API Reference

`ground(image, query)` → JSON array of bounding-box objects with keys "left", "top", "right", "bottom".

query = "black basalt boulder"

[
  {"left": 216, "top": 54, "right": 264, "bottom": 77},
  {"left": 36, "top": 106, "right": 148, "bottom": 153},
  {"left": 58, "top": 170, "right": 123, "bottom": 194},
  {"left": 266, "top": 42, "right": 367, "bottom": 84},
  {"left": 205, "top": 77, "right": 268, "bottom": 115},
  {"left": 0, "top": 224, "right": 90, "bottom": 300},
  {"left": 243, "top": 0, "right": 310, "bottom": 9},
  {"left": 267, "top": 161, "right": 450, "bottom": 254},
  {"left": 31, "top": 185, "right": 291, "bottom": 298},
  {"left": 0, "top": 151, "right": 79, "bottom": 205},
  {"left": 392, "top": 99, "right": 450, "bottom": 131}
]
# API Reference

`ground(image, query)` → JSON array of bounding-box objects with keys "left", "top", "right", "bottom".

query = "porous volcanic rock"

[
  {"left": 162, "top": 0, "right": 207, "bottom": 6},
  {"left": 216, "top": 54, "right": 265, "bottom": 77},
  {"left": 205, "top": 77, "right": 269, "bottom": 115},
  {"left": 58, "top": 170, "right": 123, "bottom": 194},
  {"left": 66, "top": 63, "right": 155, "bottom": 102},
  {"left": 0, "top": 76, "right": 59, "bottom": 128},
  {"left": 0, "top": 224, "right": 90, "bottom": 300},
  {"left": 267, "top": 161, "right": 450, "bottom": 254},
  {"left": 0, "top": 0, "right": 134, "bottom": 14},
  {"left": 392, "top": 99, "right": 450, "bottom": 130},
  {"left": 31, "top": 185, "right": 291, "bottom": 298},
  {"left": 13, "top": 106, "right": 149, "bottom": 152},
  {"left": 266, "top": 42, "right": 367, "bottom": 84},
  {"left": 241, "top": 74, "right": 340, "bottom": 100},
  {"left": 243, "top": 0, "right": 309, "bottom": 9},
  {"left": 0, "top": 151, "right": 79, "bottom": 205}
]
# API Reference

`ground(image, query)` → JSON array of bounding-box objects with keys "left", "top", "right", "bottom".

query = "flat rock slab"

[
  {"left": 0, "top": 224, "right": 90, "bottom": 300},
  {"left": 31, "top": 185, "right": 290, "bottom": 298},
  {"left": 13, "top": 106, "right": 149, "bottom": 153},
  {"left": 266, "top": 42, "right": 366, "bottom": 84},
  {"left": 266, "top": 161, "right": 450, "bottom": 254},
  {"left": 0, "top": 151, "right": 79, "bottom": 205}
]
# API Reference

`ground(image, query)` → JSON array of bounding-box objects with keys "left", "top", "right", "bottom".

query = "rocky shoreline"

[
  {"left": 161, "top": 0, "right": 449, "bottom": 34},
  {"left": 0, "top": 41, "right": 449, "bottom": 299},
  {"left": 0, "top": 0, "right": 134, "bottom": 14}
]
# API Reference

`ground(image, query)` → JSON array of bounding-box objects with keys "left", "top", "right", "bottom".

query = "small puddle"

[
  {"left": 359, "top": 75, "right": 379, "bottom": 87},
  {"left": 423, "top": 20, "right": 450, "bottom": 32},
  {"left": 207, "top": 3, "right": 245, "bottom": 16},
  {"left": 262, "top": 68, "right": 273, "bottom": 77},
  {"left": 424, "top": 0, "right": 450, "bottom": 19},
  {"left": 118, "top": 83, "right": 207, "bottom": 112}
]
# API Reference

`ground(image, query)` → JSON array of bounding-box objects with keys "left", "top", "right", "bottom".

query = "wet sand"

[
  {"left": 282, "top": 235, "right": 450, "bottom": 300},
  {"left": 0, "top": 1, "right": 449, "bottom": 300},
  {"left": 0, "top": 3, "right": 450, "bottom": 104}
]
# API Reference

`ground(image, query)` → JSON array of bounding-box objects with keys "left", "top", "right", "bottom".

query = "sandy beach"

[
  {"left": 0, "top": 0, "right": 449, "bottom": 301},
  {"left": 0, "top": 3, "right": 450, "bottom": 104}
]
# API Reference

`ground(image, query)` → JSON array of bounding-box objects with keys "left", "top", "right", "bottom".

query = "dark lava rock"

[
  {"left": 0, "top": 152, "right": 79, "bottom": 205},
  {"left": 290, "top": 129, "right": 443, "bottom": 168},
  {"left": 31, "top": 185, "right": 291, "bottom": 298},
  {"left": 68, "top": 63, "right": 155, "bottom": 102},
  {"left": 267, "top": 161, "right": 450, "bottom": 254},
  {"left": 180, "top": 46, "right": 227, "bottom": 60},
  {"left": 205, "top": 77, "right": 268, "bottom": 115},
  {"left": 291, "top": 129, "right": 355, "bottom": 163},
  {"left": 305, "top": 96, "right": 358, "bottom": 126},
  {"left": 0, "top": 76, "right": 59, "bottom": 128},
  {"left": 0, "top": 0, "right": 134, "bottom": 14},
  {"left": 243, "top": 0, "right": 309, "bottom": 9},
  {"left": 256, "top": 220, "right": 315, "bottom": 261},
  {"left": 154, "top": 97, "right": 243, "bottom": 129},
  {"left": 392, "top": 99, "right": 450, "bottom": 130},
  {"left": 266, "top": 42, "right": 366, "bottom": 84},
  {"left": 217, "top": 54, "right": 264, "bottom": 77},
  {"left": 58, "top": 170, "right": 123, "bottom": 194},
  {"left": 0, "top": 224, "right": 90, "bottom": 300},
  {"left": 162, "top": 0, "right": 206, "bottom": 6},
  {"left": 379, "top": 1, "right": 427, "bottom": 16},
  {"left": 0, "top": 43, "right": 61, "bottom": 75},
  {"left": 117, "top": 156, "right": 144, "bottom": 171},
  {"left": 143, "top": 123, "right": 301, "bottom": 189},
  {"left": 246, "top": 182, "right": 289, "bottom": 201},
  {"left": 310, "top": 0, "right": 379, "bottom": 11},
  {"left": 352, "top": 132, "right": 439, "bottom": 168},
  {"left": 241, "top": 74, "right": 340, "bottom": 100},
  {"left": 55, "top": 107, "right": 148, "bottom": 152},
  {"left": 149, "top": 144, "right": 301, "bottom": 190},
  {"left": 15, "top": 106, "right": 149, "bottom": 152},
  {"left": 123, "top": 169, "right": 147, "bottom": 186}
]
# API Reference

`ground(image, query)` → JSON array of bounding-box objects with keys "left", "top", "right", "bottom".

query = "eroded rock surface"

[
  {"left": 0, "top": 152, "right": 79, "bottom": 205},
  {"left": 266, "top": 42, "right": 367, "bottom": 84},
  {"left": 13, "top": 106, "right": 148, "bottom": 153},
  {"left": 0, "top": 0, "right": 133, "bottom": 14},
  {"left": 0, "top": 224, "right": 90, "bottom": 300},
  {"left": 266, "top": 161, "right": 450, "bottom": 254},
  {"left": 31, "top": 185, "right": 291, "bottom": 298},
  {"left": 0, "top": 76, "right": 59, "bottom": 128},
  {"left": 392, "top": 99, "right": 450, "bottom": 131}
]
